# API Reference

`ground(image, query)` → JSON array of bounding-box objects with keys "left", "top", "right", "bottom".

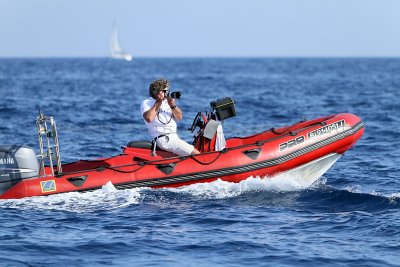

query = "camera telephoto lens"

[{"left": 166, "top": 91, "right": 181, "bottom": 99}]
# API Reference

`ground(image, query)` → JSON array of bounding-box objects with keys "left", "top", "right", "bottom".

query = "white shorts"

[{"left": 156, "top": 134, "right": 195, "bottom": 156}]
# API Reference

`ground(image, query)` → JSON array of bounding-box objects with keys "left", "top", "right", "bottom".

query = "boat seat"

[{"left": 127, "top": 141, "right": 153, "bottom": 149}]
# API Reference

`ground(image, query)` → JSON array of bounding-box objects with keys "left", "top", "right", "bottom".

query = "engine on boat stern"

[{"left": 0, "top": 145, "right": 39, "bottom": 195}]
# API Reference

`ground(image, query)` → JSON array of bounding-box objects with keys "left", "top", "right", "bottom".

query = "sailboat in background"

[{"left": 109, "top": 23, "right": 133, "bottom": 61}]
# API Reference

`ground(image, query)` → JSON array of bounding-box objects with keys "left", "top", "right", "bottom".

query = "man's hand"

[
  {"left": 167, "top": 97, "right": 182, "bottom": 120},
  {"left": 167, "top": 97, "right": 176, "bottom": 108}
]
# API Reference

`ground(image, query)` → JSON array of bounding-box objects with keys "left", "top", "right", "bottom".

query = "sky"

[{"left": 1, "top": 0, "right": 400, "bottom": 57}]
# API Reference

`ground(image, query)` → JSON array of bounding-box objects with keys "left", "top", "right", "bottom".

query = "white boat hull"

[{"left": 272, "top": 153, "right": 342, "bottom": 188}]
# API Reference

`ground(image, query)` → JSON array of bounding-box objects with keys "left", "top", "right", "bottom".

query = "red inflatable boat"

[{"left": 0, "top": 99, "right": 364, "bottom": 199}]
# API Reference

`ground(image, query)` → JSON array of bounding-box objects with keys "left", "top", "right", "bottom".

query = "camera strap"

[{"left": 156, "top": 108, "right": 173, "bottom": 125}]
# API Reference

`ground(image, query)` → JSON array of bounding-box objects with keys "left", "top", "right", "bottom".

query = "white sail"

[{"left": 109, "top": 23, "right": 133, "bottom": 61}]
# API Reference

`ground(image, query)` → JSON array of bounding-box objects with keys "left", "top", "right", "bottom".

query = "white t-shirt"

[{"left": 140, "top": 97, "right": 177, "bottom": 138}]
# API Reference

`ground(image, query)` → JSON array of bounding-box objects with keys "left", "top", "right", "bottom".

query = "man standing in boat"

[{"left": 141, "top": 79, "right": 200, "bottom": 156}]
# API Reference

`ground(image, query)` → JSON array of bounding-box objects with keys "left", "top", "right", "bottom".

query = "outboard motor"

[{"left": 0, "top": 145, "right": 39, "bottom": 195}]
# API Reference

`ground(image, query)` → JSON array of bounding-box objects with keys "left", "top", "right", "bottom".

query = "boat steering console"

[
  {"left": 189, "top": 97, "right": 236, "bottom": 133},
  {"left": 189, "top": 97, "right": 236, "bottom": 153}
]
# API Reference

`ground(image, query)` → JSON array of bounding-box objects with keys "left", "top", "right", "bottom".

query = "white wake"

[{"left": 0, "top": 173, "right": 326, "bottom": 212}]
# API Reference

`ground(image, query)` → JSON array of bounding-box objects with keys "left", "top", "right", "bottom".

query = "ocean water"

[{"left": 0, "top": 58, "right": 399, "bottom": 266}]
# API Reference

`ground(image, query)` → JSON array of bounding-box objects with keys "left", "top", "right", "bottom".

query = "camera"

[{"left": 165, "top": 91, "right": 181, "bottom": 99}]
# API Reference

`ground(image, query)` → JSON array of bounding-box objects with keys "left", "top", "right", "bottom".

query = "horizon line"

[{"left": 1, "top": 55, "right": 400, "bottom": 59}]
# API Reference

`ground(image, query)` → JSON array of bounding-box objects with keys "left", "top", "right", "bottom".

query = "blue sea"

[{"left": 0, "top": 58, "right": 399, "bottom": 266}]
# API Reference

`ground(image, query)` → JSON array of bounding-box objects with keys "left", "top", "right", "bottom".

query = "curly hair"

[{"left": 149, "top": 79, "right": 170, "bottom": 98}]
